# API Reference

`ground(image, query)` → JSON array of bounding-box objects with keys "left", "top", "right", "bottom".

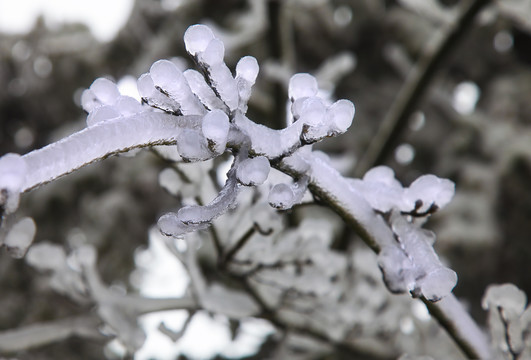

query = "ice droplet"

[
  {"left": 288, "top": 73, "right": 318, "bottom": 101},
  {"left": 268, "top": 183, "right": 295, "bottom": 209},
  {"left": 236, "top": 56, "right": 259, "bottom": 84},
  {"left": 3, "top": 217, "right": 36, "bottom": 258},
  {"left": 184, "top": 24, "right": 216, "bottom": 56},
  {"left": 327, "top": 99, "right": 355, "bottom": 132},
  {"left": 90, "top": 78, "right": 120, "bottom": 106},
  {"left": 236, "top": 156, "right": 270, "bottom": 186}
]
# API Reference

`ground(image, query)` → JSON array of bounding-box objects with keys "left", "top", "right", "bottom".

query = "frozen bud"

[
  {"left": 405, "top": 175, "right": 455, "bottom": 212},
  {"left": 268, "top": 183, "right": 295, "bottom": 209},
  {"left": 202, "top": 110, "right": 230, "bottom": 153},
  {"left": 150, "top": 60, "right": 186, "bottom": 93},
  {"left": 86, "top": 105, "right": 120, "bottom": 127},
  {"left": 418, "top": 268, "right": 458, "bottom": 302},
  {"left": 3, "top": 217, "right": 36, "bottom": 258},
  {"left": 236, "top": 56, "right": 259, "bottom": 84},
  {"left": 236, "top": 156, "right": 270, "bottom": 186},
  {"left": 327, "top": 99, "right": 355, "bottom": 132},
  {"left": 26, "top": 242, "right": 67, "bottom": 271},
  {"left": 482, "top": 284, "right": 527, "bottom": 317},
  {"left": 200, "top": 38, "right": 225, "bottom": 66},
  {"left": 0, "top": 153, "right": 27, "bottom": 213},
  {"left": 363, "top": 166, "right": 402, "bottom": 188},
  {"left": 288, "top": 73, "right": 318, "bottom": 101},
  {"left": 300, "top": 97, "right": 327, "bottom": 127},
  {"left": 90, "top": 78, "right": 120, "bottom": 105},
  {"left": 81, "top": 89, "right": 99, "bottom": 113},
  {"left": 184, "top": 24, "right": 216, "bottom": 56}
]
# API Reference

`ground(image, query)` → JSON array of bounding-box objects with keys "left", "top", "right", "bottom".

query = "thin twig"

[{"left": 354, "top": 0, "right": 491, "bottom": 177}]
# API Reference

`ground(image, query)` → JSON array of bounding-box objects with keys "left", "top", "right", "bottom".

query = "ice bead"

[
  {"left": 299, "top": 97, "right": 327, "bottom": 127},
  {"left": 90, "top": 78, "right": 120, "bottom": 105},
  {"left": 236, "top": 156, "right": 270, "bottom": 186},
  {"left": 0, "top": 153, "right": 27, "bottom": 213},
  {"left": 236, "top": 56, "right": 259, "bottom": 84},
  {"left": 26, "top": 242, "right": 67, "bottom": 271},
  {"left": 405, "top": 174, "right": 455, "bottom": 212},
  {"left": 3, "top": 217, "right": 36, "bottom": 258},
  {"left": 202, "top": 109, "right": 230, "bottom": 153},
  {"left": 86, "top": 105, "right": 120, "bottom": 127},
  {"left": 327, "top": 99, "right": 355, "bottom": 132},
  {"left": 418, "top": 267, "right": 458, "bottom": 302},
  {"left": 184, "top": 24, "right": 216, "bottom": 56},
  {"left": 482, "top": 283, "right": 527, "bottom": 317},
  {"left": 288, "top": 73, "right": 318, "bottom": 101},
  {"left": 268, "top": 183, "right": 295, "bottom": 209}
]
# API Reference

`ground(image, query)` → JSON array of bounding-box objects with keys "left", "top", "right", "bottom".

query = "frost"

[
  {"left": 0, "top": 153, "right": 28, "bottom": 214},
  {"left": 236, "top": 156, "right": 270, "bottom": 186},
  {"left": 3, "top": 217, "right": 36, "bottom": 258}
]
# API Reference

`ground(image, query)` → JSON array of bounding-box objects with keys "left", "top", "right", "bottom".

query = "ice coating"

[
  {"left": 482, "top": 283, "right": 527, "bottom": 317},
  {"left": 86, "top": 105, "right": 120, "bottom": 127},
  {"left": 288, "top": 73, "right": 318, "bottom": 101},
  {"left": 268, "top": 176, "right": 308, "bottom": 210},
  {"left": 176, "top": 129, "right": 210, "bottom": 161},
  {"left": 404, "top": 174, "right": 455, "bottom": 212},
  {"left": 137, "top": 73, "right": 181, "bottom": 114},
  {"left": 327, "top": 99, "right": 355, "bottom": 132},
  {"left": 184, "top": 24, "right": 216, "bottom": 56},
  {"left": 3, "top": 217, "right": 36, "bottom": 258},
  {"left": 236, "top": 156, "right": 270, "bottom": 186},
  {"left": 184, "top": 69, "right": 227, "bottom": 111},
  {"left": 149, "top": 60, "right": 204, "bottom": 115},
  {"left": 236, "top": 56, "right": 259, "bottom": 84},
  {"left": 0, "top": 153, "right": 28, "bottom": 213},
  {"left": 201, "top": 109, "right": 230, "bottom": 154},
  {"left": 199, "top": 38, "right": 225, "bottom": 66},
  {"left": 89, "top": 78, "right": 120, "bottom": 106}
]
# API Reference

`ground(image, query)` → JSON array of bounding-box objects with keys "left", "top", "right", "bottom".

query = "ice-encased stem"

[
  {"left": 21, "top": 113, "right": 202, "bottom": 192},
  {"left": 279, "top": 149, "right": 491, "bottom": 360}
]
